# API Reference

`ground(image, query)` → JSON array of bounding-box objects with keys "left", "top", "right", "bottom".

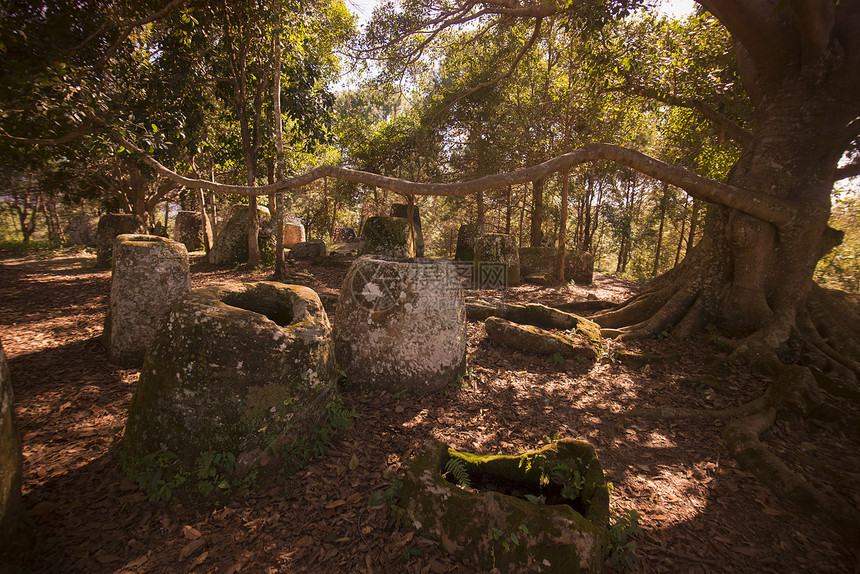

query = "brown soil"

[{"left": 0, "top": 249, "right": 857, "bottom": 573}]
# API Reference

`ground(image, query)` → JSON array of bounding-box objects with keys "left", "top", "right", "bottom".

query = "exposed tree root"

[{"left": 631, "top": 348, "right": 860, "bottom": 540}]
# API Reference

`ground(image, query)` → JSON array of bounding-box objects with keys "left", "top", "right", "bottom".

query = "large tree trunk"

[{"left": 595, "top": 83, "right": 851, "bottom": 360}]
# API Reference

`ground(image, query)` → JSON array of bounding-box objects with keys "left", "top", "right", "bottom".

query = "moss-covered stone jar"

[
  {"left": 334, "top": 256, "right": 466, "bottom": 393},
  {"left": 400, "top": 439, "right": 610, "bottom": 573},
  {"left": 122, "top": 282, "right": 338, "bottom": 482}
]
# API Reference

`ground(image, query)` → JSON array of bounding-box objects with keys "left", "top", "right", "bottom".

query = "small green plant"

[
  {"left": 128, "top": 450, "right": 188, "bottom": 502},
  {"left": 401, "top": 546, "right": 422, "bottom": 561},
  {"left": 392, "top": 389, "right": 408, "bottom": 400},
  {"left": 196, "top": 451, "right": 238, "bottom": 496},
  {"left": 548, "top": 352, "right": 565, "bottom": 367},
  {"left": 454, "top": 364, "right": 475, "bottom": 389},
  {"left": 443, "top": 457, "right": 472, "bottom": 490},
  {"left": 492, "top": 525, "right": 525, "bottom": 551},
  {"left": 608, "top": 509, "right": 642, "bottom": 570},
  {"left": 368, "top": 475, "right": 403, "bottom": 510},
  {"left": 524, "top": 493, "right": 546, "bottom": 505}
]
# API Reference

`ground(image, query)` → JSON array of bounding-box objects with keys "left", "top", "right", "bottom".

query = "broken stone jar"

[
  {"left": 400, "top": 439, "right": 611, "bottom": 574},
  {"left": 333, "top": 256, "right": 466, "bottom": 393}
]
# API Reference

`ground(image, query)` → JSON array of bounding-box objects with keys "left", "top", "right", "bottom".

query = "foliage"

[
  {"left": 443, "top": 456, "right": 472, "bottom": 490},
  {"left": 608, "top": 508, "right": 642, "bottom": 570}
]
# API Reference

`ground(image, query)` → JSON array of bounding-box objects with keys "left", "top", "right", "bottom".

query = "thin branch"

[
  {"left": 95, "top": 0, "right": 189, "bottom": 67},
  {"left": 433, "top": 17, "right": 544, "bottom": 120},
  {"left": 607, "top": 84, "right": 753, "bottom": 147},
  {"left": 105, "top": 127, "right": 798, "bottom": 228},
  {"left": 0, "top": 126, "right": 95, "bottom": 146}
]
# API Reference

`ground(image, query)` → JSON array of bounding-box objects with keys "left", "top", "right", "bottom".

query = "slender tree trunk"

[
  {"left": 476, "top": 191, "right": 485, "bottom": 228},
  {"left": 652, "top": 181, "right": 669, "bottom": 277},
  {"left": 556, "top": 170, "right": 569, "bottom": 283},
  {"left": 197, "top": 188, "right": 214, "bottom": 252},
  {"left": 271, "top": 3, "right": 286, "bottom": 279},
  {"left": 685, "top": 198, "right": 700, "bottom": 261},
  {"left": 530, "top": 178, "right": 544, "bottom": 247},
  {"left": 674, "top": 196, "right": 688, "bottom": 268},
  {"left": 505, "top": 185, "right": 512, "bottom": 234}
]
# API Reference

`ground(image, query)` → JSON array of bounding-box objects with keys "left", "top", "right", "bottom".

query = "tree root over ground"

[
  {"left": 636, "top": 359, "right": 860, "bottom": 542},
  {"left": 613, "top": 284, "right": 860, "bottom": 542}
]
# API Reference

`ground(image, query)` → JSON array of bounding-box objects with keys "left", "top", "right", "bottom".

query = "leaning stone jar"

[
  {"left": 122, "top": 282, "right": 338, "bottom": 478},
  {"left": 334, "top": 256, "right": 466, "bottom": 393}
]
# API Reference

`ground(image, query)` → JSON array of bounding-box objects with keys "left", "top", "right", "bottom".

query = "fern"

[{"left": 444, "top": 457, "right": 472, "bottom": 489}]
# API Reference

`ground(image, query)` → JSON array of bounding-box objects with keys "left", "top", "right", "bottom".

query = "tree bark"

[{"left": 530, "top": 177, "right": 544, "bottom": 247}]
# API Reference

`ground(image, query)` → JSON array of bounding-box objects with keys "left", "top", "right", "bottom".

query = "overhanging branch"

[{"left": 106, "top": 128, "right": 796, "bottom": 228}]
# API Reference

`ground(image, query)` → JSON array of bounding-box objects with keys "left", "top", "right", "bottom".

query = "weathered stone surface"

[
  {"left": 334, "top": 257, "right": 465, "bottom": 392},
  {"left": 209, "top": 204, "right": 275, "bottom": 265},
  {"left": 466, "top": 299, "right": 603, "bottom": 349},
  {"left": 400, "top": 439, "right": 610, "bottom": 573},
  {"left": 283, "top": 222, "right": 306, "bottom": 248},
  {"left": 123, "top": 282, "right": 338, "bottom": 476},
  {"left": 519, "top": 247, "right": 594, "bottom": 285},
  {"left": 485, "top": 317, "right": 599, "bottom": 360},
  {"left": 66, "top": 215, "right": 98, "bottom": 247},
  {"left": 288, "top": 239, "right": 326, "bottom": 259},
  {"left": 96, "top": 213, "right": 146, "bottom": 267},
  {"left": 390, "top": 203, "right": 424, "bottom": 257},
  {"left": 455, "top": 224, "right": 483, "bottom": 262},
  {"left": 104, "top": 235, "right": 190, "bottom": 367},
  {"left": 358, "top": 216, "right": 413, "bottom": 258},
  {"left": 474, "top": 233, "right": 520, "bottom": 288},
  {"left": 173, "top": 211, "right": 204, "bottom": 251},
  {"left": 0, "top": 339, "right": 23, "bottom": 545},
  {"left": 332, "top": 227, "right": 357, "bottom": 243}
]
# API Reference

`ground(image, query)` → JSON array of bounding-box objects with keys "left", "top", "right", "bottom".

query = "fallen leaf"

[
  {"left": 296, "top": 535, "right": 315, "bottom": 547},
  {"left": 179, "top": 537, "right": 206, "bottom": 560},
  {"left": 183, "top": 525, "right": 202, "bottom": 540},
  {"left": 349, "top": 453, "right": 360, "bottom": 471},
  {"left": 189, "top": 550, "right": 209, "bottom": 568}
]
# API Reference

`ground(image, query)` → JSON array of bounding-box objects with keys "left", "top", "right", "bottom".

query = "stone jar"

[
  {"left": 358, "top": 216, "right": 413, "bottom": 258},
  {"left": 173, "top": 211, "right": 204, "bottom": 251},
  {"left": 104, "top": 234, "right": 190, "bottom": 367},
  {"left": 96, "top": 213, "right": 146, "bottom": 267},
  {"left": 474, "top": 233, "right": 520, "bottom": 288},
  {"left": 0, "top": 339, "right": 23, "bottom": 543},
  {"left": 334, "top": 256, "right": 466, "bottom": 393},
  {"left": 123, "top": 282, "right": 338, "bottom": 475},
  {"left": 400, "top": 439, "right": 610, "bottom": 573}
]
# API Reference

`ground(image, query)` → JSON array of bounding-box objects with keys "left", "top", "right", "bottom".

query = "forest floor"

[{"left": 0, "top": 248, "right": 857, "bottom": 574}]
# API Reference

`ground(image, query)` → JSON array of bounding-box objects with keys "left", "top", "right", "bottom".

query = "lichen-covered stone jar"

[
  {"left": 333, "top": 256, "right": 466, "bottom": 393},
  {"left": 122, "top": 282, "right": 338, "bottom": 480}
]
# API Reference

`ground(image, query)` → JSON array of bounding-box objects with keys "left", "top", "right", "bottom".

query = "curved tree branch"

[
  {"left": 606, "top": 84, "right": 753, "bottom": 147},
  {"left": 103, "top": 127, "right": 797, "bottom": 227}
]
